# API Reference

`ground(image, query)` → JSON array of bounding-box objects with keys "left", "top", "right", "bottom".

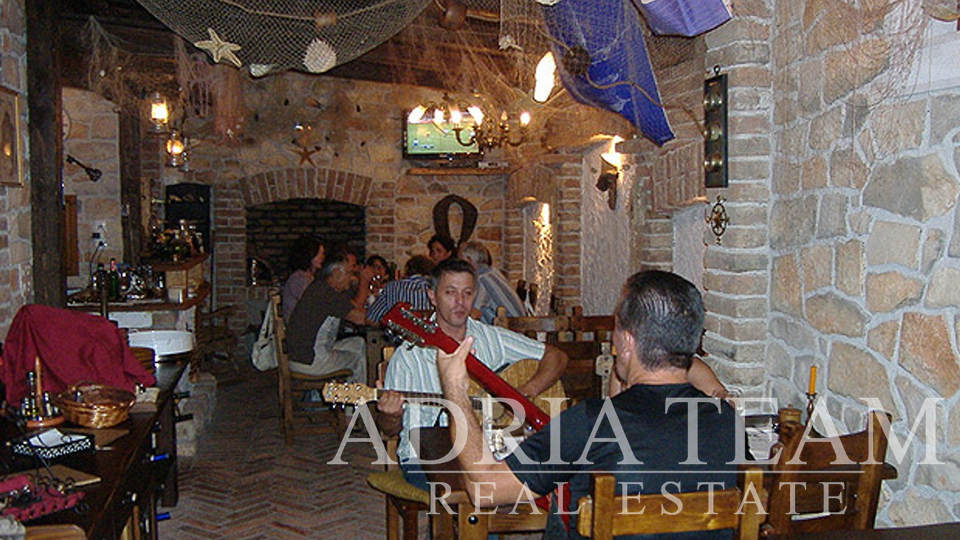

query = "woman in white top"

[{"left": 281, "top": 236, "right": 325, "bottom": 320}]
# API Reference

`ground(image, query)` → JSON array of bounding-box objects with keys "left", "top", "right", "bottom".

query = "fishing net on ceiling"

[{"left": 134, "top": 0, "right": 434, "bottom": 77}]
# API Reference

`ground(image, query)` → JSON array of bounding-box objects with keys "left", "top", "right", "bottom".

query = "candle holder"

[{"left": 805, "top": 392, "right": 818, "bottom": 425}]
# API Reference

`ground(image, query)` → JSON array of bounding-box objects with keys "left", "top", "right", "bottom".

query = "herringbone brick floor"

[{"left": 158, "top": 370, "right": 386, "bottom": 540}]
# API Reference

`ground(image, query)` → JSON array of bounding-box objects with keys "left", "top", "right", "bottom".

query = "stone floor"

[{"left": 157, "top": 367, "right": 386, "bottom": 540}]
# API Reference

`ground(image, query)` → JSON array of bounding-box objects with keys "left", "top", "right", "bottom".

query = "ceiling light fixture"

[
  {"left": 149, "top": 92, "right": 169, "bottom": 132},
  {"left": 409, "top": 97, "right": 532, "bottom": 151}
]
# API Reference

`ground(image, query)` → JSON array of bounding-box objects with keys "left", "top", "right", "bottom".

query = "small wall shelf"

[{"left": 406, "top": 167, "right": 513, "bottom": 176}]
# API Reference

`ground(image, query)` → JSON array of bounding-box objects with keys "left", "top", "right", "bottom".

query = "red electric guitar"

[
  {"left": 381, "top": 302, "right": 571, "bottom": 521},
  {"left": 382, "top": 302, "right": 551, "bottom": 430}
]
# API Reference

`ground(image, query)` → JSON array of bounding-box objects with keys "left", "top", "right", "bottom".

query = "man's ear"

[{"left": 427, "top": 287, "right": 437, "bottom": 307}]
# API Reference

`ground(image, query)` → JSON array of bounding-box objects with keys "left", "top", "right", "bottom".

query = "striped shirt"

[
  {"left": 366, "top": 275, "right": 432, "bottom": 324},
  {"left": 474, "top": 264, "right": 527, "bottom": 323},
  {"left": 384, "top": 317, "right": 546, "bottom": 462}
]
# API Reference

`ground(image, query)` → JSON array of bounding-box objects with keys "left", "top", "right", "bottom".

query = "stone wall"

[
  {"left": 63, "top": 88, "right": 123, "bottom": 290},
  {"left": 675, "top": 0, "right": 960, "bottom": 526},
  {"left": 0, "top": 0, "right": 30, "bottom": 339}
]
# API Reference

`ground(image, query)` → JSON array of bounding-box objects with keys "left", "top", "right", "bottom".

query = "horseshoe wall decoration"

[{"left": 433, "top": 194, "right": 478, "bottom": 246}]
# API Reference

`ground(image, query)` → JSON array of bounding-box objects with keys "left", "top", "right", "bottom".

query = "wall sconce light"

[
  {"left": 533, "top": 52, "right": 556, "bottom": 103},
  {"left": 596, "top": 155, "right": 619, "bottom": 210},
  {"left": 703, "top": 66, "right": 728, "bottom": 188},
  {"left": 149, "top": 92, "right": 169, "bottom": 132},
  {"left": 166, "top": 129, "right": 187, "bottom": 168}
]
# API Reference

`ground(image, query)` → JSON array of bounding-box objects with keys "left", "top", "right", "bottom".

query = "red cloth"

[{"left": 1, "top": 304, "right": 156, "bottom": 404}]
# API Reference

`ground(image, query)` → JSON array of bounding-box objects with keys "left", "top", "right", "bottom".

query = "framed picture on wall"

[{"left": 0, "top": 86, "right": 23, "bottom": 187}]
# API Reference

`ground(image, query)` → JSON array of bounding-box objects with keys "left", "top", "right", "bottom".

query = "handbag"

[{"left": 251, "top": 301, "right": 277, "bottom": 370}]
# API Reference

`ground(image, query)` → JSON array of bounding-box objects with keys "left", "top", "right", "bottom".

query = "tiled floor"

[{"left": 158, "top": 369, "right": 386, "bottom": 540}]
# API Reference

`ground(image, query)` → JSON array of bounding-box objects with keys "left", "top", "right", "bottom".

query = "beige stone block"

[
  {"left": 915, "top": 451, "right": 960, "bottom": 491},
  {"left": 797, "top": 60, "right": 823, "bottom": 114},
  {"left": 824, "top": 39, "right": 890, "bottom": 104},
  {"left": 703, "top": 250, "right": 768, "bottom": 273},
  {"left": 872, "top": 101, "right": 925, "bottom": 156},
  {"left": 900, "top": 312, "right": 960, "bottom": 396},
  {"left": 703, "top": 272, "right": 768, "bottom": 296},
  {"left": 866, "top": 271, "right": 923, "bottom": 312},
  {"left": 894, "top": 374, "right": 944, "bottom": 447},
  {"left": 926, "top": 265, "right": 960, "bottom": 309},
  {"left": 778, "top": 123, "right": 807, "bottom": 157},
  {"left": 817, "top": 193, "right": 849, "bottom": 239},
  {"left": 867, "top": 320, "right": 899, "bottom": 360},
  {"left": 800, "top": 155, "right": 828, "bottom": 190},
  {"left": 949, "top": 400, "right": 960, "bottom": 455},
  {"left": 865, "top": 153, "right": 958, "bottom": 222},
  {"left": 770, "top": 316, "right": 818, "bottom": 352},
  {"left": 766, "top": 341, "right": 793, "bottom": 378},
  {"left": 866, "top": 220, "right": 920, "bottom": 268},
  {"left": 772, "top": 31, "right": 802, "bottom": 69},
  {"left": 836, "top": 239, "right": 864, "bottom": 297},
  {"left": 930, "top": 94, "right": 960, "bottom": 144},
  {"left": 849, "top": 210, "right": 872, "bottom": 235},
  {"left": 770, "top": 195, "right": 817, "bottom": 249},
  {"left": 805, "top": 292, "right": 868, "bottom": 337},
  {"left": 886, "top": 488, "right": 955, "bottom": 527},
  {"left": 830, "top": 148, "right": 868, "bottom": 189},
  {"left": 773, "top": 158, "right": 801, "bottom": 194},
  {"left": 828, "top": 342, "right": 894, "bottom": 413},
  {"left": 809, "top": 107, "right": 844, "bottom": 151},
  {"left": 801, "top": 244, "right": 832, "bottom": 293}
]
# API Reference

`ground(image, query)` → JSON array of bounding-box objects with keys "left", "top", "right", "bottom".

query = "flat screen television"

[{"left": 403, "top": 111, "right": 482, "bottom": 161}]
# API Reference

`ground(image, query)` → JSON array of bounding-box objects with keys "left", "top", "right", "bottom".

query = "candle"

[
  {"left": 808, "top": 365, "right": 817, "bottom": 394},
  {"left": 34, "top": 356, "right": 43, "bottom": 399}
]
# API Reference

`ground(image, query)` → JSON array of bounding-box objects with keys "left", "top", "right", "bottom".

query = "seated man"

[
  {"left": 286, "top": 251, "right": 371, "bottom": 381},
  {"left": 376, "top": 258, "right": 569, "bottom": 491},
  {"left": 366, "top": 254, "right": 435, "bottom": 325},
  {"left": 458, "top": 240, "right": 526, "bottom": 323},
  {"left": 435, "top": 270, "right": 740, "bottom": 539}
]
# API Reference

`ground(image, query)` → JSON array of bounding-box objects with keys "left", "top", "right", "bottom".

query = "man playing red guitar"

[
  {"left": 435, "top": 271, "right": 741, "bottom": 540},
  {"left": 377, "top": 258, "right": 570, "bottom": 490}
]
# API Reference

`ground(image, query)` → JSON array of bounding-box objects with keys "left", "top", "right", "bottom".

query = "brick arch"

[{"left": 239, "top": 167, "right": 373, "bottom": 208}]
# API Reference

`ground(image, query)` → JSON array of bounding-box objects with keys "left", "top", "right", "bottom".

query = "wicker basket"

[{"left": 54, "top": 383, "right": 137, "bottom": 428}]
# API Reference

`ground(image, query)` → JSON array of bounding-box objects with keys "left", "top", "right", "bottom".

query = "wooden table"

[
  {"left": 769, "top": 522, "right": 960, "bottom": 540},
  {"left": 414, "top": 427, "right": 548, "bottom": 540},
  {"left": 3, "top": 360, "right": 187, "bottom": 540}
]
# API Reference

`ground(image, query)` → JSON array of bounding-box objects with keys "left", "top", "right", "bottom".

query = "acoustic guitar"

[{"left": 322, "top": 359, "right": 567, "bottom": 429}]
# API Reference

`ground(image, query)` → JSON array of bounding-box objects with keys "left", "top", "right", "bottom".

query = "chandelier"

[{"left": 408, "top": 98, "right": 531, "bottom": 151}]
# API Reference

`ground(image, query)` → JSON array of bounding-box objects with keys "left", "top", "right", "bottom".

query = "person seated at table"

[
  {"left": 376, "top": 258, "right": 569, "bottom": 491},
  {"left": 434, "top": 270, "right": 740, "bottom": 540},
  {"left": 365, "top": 254, "right": 390, "bottom": 302},
  {"left": 458, "top": 240, "right": 526, "bottom": 323},
  {"left": 281, "top": 235, "right": 326, "bottom": 321},
  {"left": 366, "top": 255, "right": 435, "bottom": 325},
  {"left": 427, "top": 233, "right": 457, "bottom": 264},
  {"left": 286, "top": 251, "right": 374, "bottom": 381}
]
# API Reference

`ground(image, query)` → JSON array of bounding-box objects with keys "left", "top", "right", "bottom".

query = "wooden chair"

[
  {"left": 762, "top": 410, "right": 890, "bottom": 536},
  {"left": 194, "top": 304, "right": 237, "bottom": 375},
  {"left": 268, "top": 290, "right": 352, "bottom": 444},
  {"left": 366, "top": 345, "right": 430, "bottom": 540},
  {"left": 561, "top": 306, "right": 616, "bottom": 403},
  {"left": 576, "top": 467, "right": 765, "bottom": 540},
  {"left": 493, "top": 306, "right": 569, "bottom": 344}
]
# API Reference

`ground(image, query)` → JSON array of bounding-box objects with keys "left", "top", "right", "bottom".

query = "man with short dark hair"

[
  {"left": 436, "top": 270, "right": 740, "bottom": 540},
  {"left": 376, "top": 258, "right": 569, "bottom": 490}
]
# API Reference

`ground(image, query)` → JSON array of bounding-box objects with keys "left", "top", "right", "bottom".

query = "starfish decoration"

[
  {"left": 194, "top": 28, "right": 243, "bottom": 68},
  {"left": 291, "top": 145, "right": 320, "bottom": 167}
]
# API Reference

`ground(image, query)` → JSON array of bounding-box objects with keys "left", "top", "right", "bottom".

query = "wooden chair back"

[
  {"left": 493, "top": 306, "right": 570, "bottom": 343},
  {"left": 268, "top": 290, "right": 350, "bottom": 444},
  {"left": 561, "top": 306, "right": 616, "bottom": 403},
  {"left": 577, "top": 467, "right": 764, "bottom": 540},
  {"left": 763, "top": 410, "right": 890, "bottom": 536},
  {"left": 569, "top": 306, "right": 615, "bottom": 342}
]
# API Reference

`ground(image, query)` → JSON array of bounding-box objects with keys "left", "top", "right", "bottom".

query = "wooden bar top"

[{"left": 768, "top": 522, "right": 960, "bottom": 540}]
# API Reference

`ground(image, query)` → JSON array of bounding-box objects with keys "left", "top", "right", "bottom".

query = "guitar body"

[{"left": 467, "top": 359, "right": 567, "bottom": 428}]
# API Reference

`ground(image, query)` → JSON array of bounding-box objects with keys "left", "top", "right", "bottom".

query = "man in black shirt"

[{"left": 436, "top": 270, "right": 740, "bottom": 540}]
